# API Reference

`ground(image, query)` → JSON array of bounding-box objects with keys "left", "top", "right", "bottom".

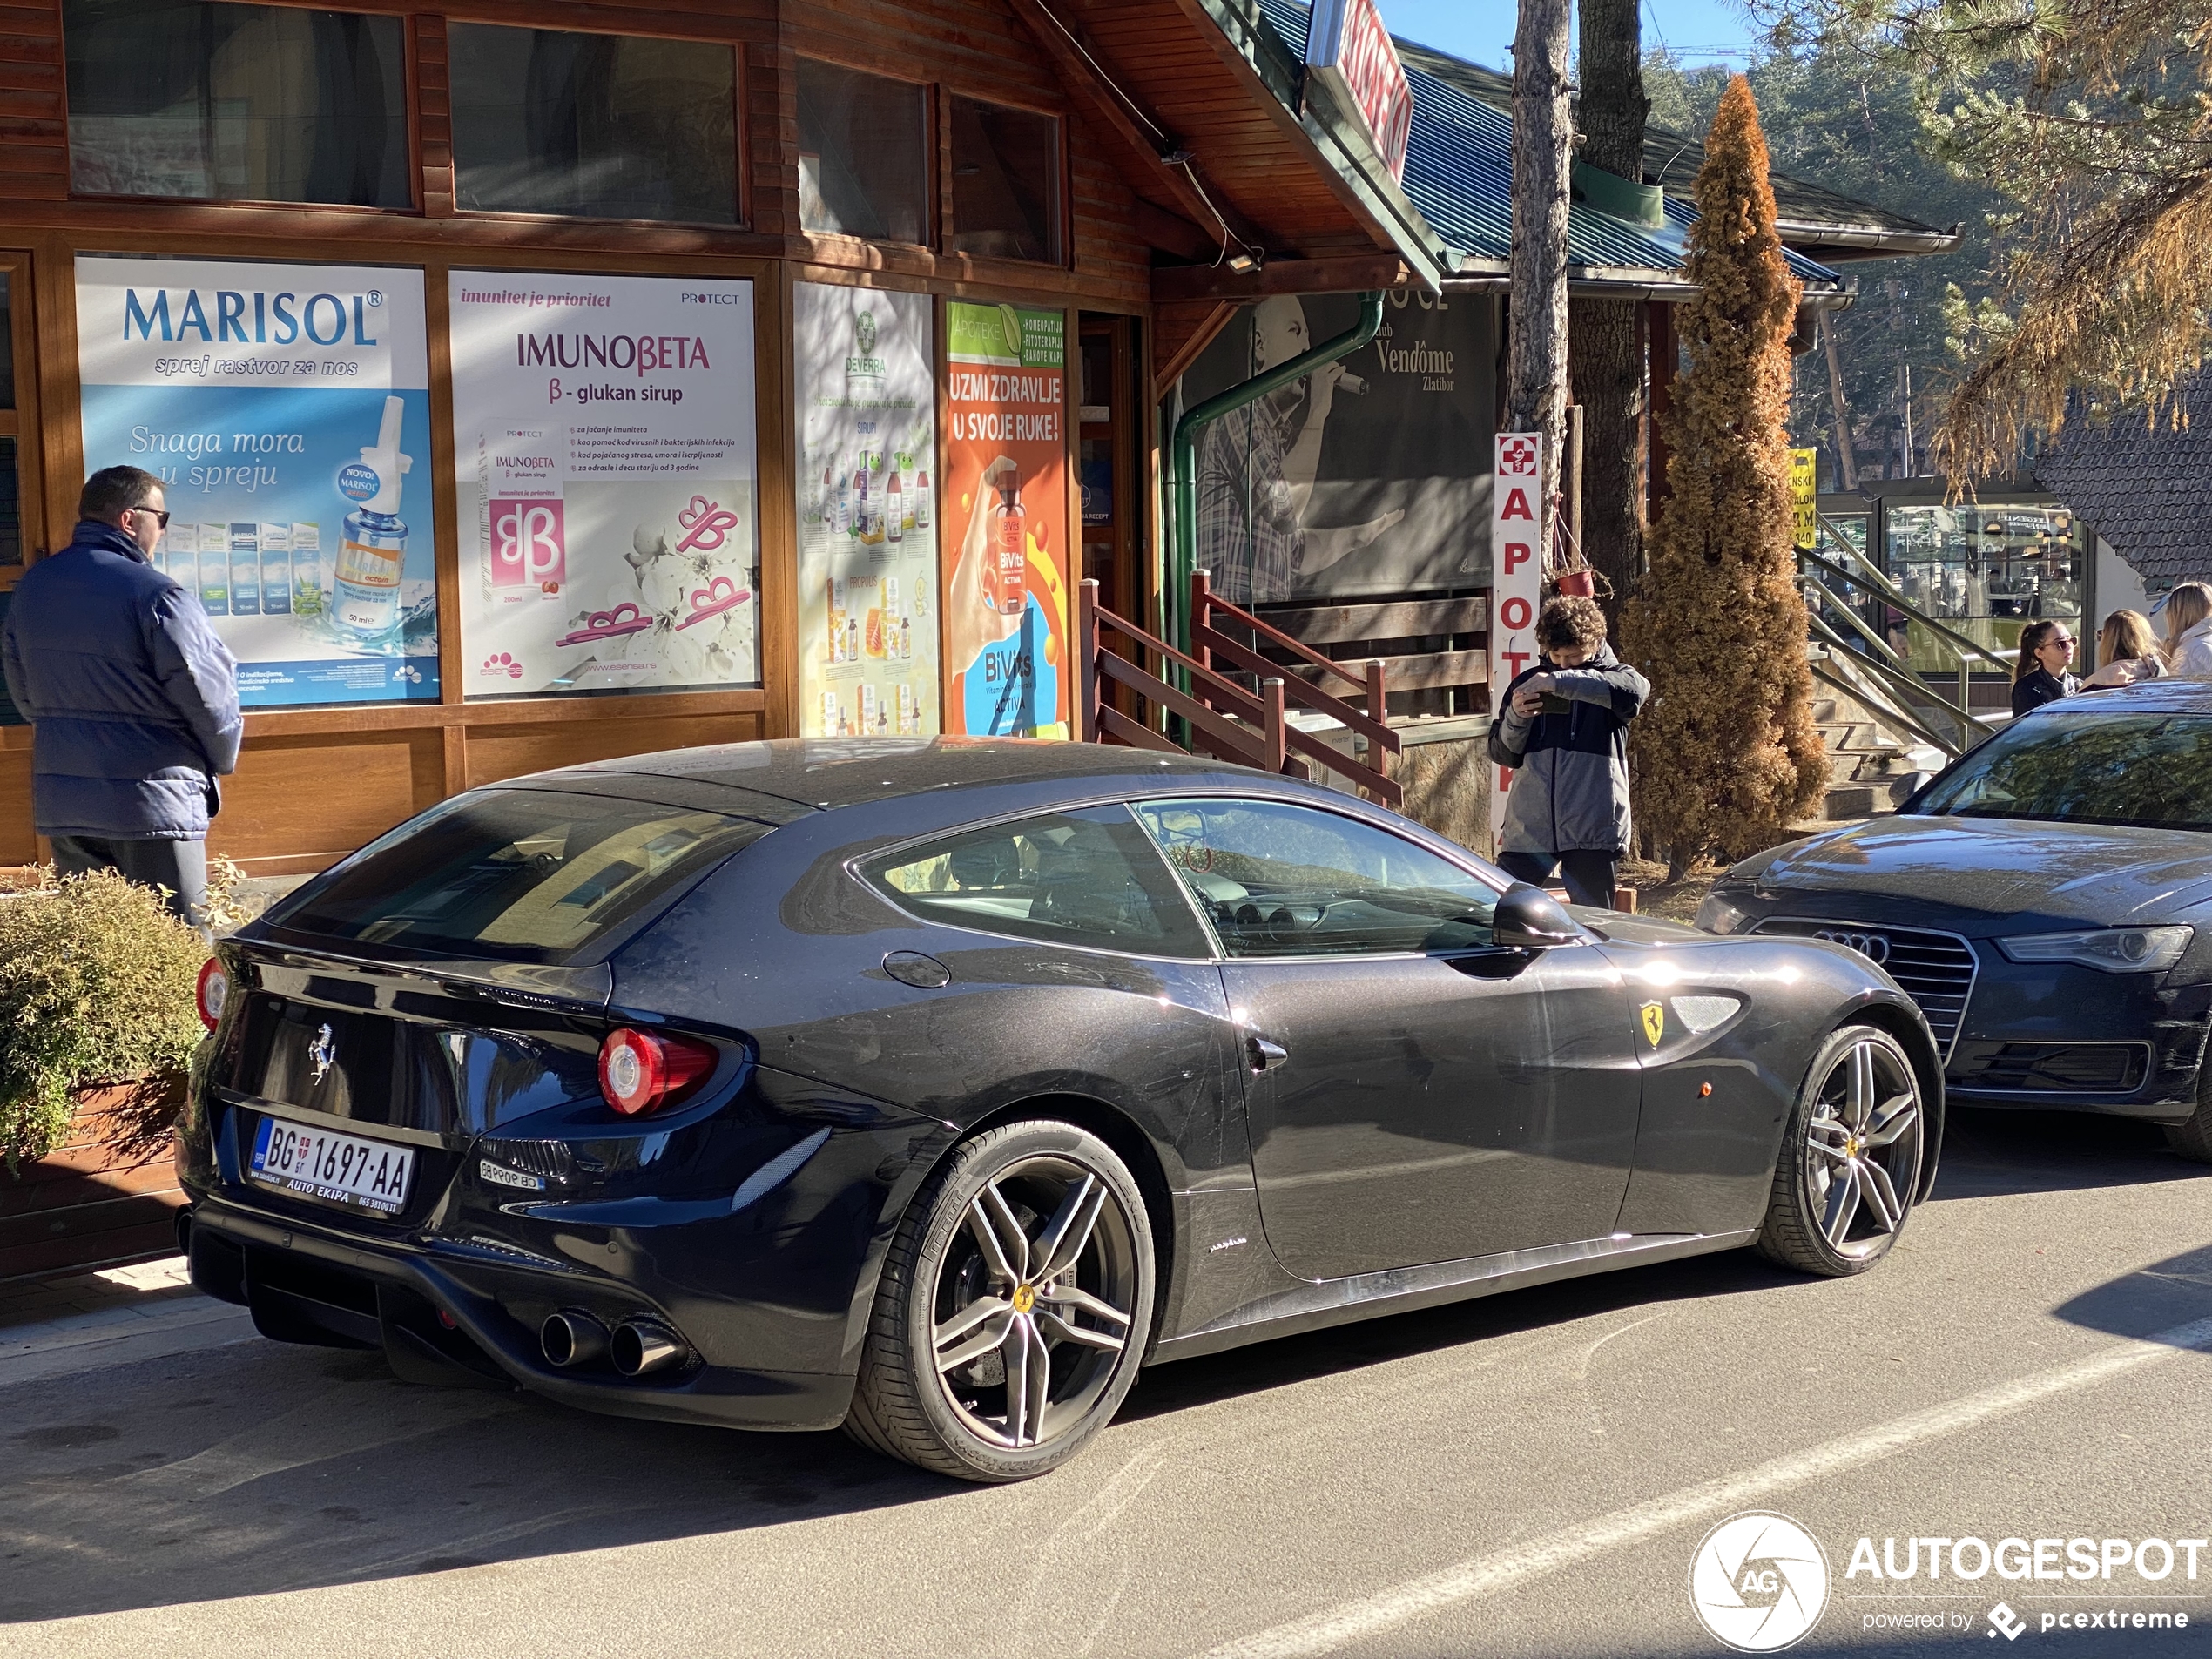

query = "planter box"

[{"left": 0, "top": 1087, "right": 182, "bottom": 1282}]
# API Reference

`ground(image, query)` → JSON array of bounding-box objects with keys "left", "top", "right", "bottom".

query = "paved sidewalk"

[{"left": 0, "top": 1254, "right": 253, "bottom": 1386}]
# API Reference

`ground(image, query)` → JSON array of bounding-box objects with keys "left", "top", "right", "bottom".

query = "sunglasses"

[{"left": 132, "top": 508, "right": 172, "bottom": 528}]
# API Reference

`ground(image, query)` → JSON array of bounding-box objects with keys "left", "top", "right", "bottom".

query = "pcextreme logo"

[{"left": 1689, "top": 1511, "right": 1831, "bottom": 1652}]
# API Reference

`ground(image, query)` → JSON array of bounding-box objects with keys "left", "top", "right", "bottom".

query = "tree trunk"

[
  {"left": 1507, "top": 0, "right": 1575, "bottom": 554},
  {"left": 1569, "top": 0, "right": 1649, "bottom": 617},
  {"left": 1822, "top": 313, "right": 1859, "bottom": 490},
  {"left": 1568, "top": 299, "right": 1644, "bottom": 616}
]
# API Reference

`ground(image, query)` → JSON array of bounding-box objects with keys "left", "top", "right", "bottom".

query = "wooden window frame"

[
  {"left": 941, "top": 89, "right": 1072, "bottom": 273},
  {"left": 439, "top": 20, "right": 748, "bottom": 233},
  {"left": 0, "top": 252, "right": 47, "bottom": 587},
  {"left": 792, "top": 52, "right": 936, "bottom": 258},
  {"left": 58, "top": 0, "right": 426, "bottom": 216}
]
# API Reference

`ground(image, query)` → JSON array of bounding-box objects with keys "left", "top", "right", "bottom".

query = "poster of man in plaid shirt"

[{"left": 1189, "top": 293, "right": 1489, "bottom": 607}]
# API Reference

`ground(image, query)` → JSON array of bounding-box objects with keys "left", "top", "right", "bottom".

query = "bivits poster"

[
  {"left": 941, "top": 302, "right": 1070, "bottom": 738},
  {"left": 448, "top": 272, "right": 759, "bottom": 698},
  {"left": 74, "top": 255, "right": 439, "bottom": 708},
  {"left": 792, "top": 284, "right": 940, "bottom": 738}
]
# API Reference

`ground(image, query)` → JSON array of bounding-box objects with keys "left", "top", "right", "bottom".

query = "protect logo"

[
  {"left": 1689, "top": 1511, "right": 1830, "bottom": 1652},
  {"left": 1641, "top": 1001, "right": 1667, "bottom": 1047}
]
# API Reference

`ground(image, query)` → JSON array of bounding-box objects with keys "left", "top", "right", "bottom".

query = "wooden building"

[{"left": 0, "top": 0, "right": 1948, "bottom": 872}]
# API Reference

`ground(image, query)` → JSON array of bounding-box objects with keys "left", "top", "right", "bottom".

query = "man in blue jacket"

[{"left": 3, "top": 466, "right": 241, "bottom": 925}]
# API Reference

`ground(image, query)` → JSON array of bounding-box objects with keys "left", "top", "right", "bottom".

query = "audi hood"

[{"left": 1723, "top": 816, "right": 2212, "bottom": 933}]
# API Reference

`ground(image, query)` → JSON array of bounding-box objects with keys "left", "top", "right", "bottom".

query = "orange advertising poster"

[{"left": 941, "top": 302, "right": 1070, "bottom": 737}]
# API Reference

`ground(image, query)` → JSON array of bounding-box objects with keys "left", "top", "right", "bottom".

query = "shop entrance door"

[{"left": 1078, "top": 315, "right": 1146, "bottom": 718}]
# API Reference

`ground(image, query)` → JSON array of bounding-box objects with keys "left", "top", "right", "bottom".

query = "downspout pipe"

[{"left": 1165, "top": 291, "right": 1386, "bottom": 658}]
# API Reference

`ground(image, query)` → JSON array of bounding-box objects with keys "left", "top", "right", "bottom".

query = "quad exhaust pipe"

[{"left": 610, "top": 1318, "right": 687, "bottom": 1377}]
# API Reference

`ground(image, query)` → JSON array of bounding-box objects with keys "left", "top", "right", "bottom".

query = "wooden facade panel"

[
  {"left": 210, "top": 732, "right": 442, "bottom": 870},
  {"left": 0, "top": 747, "right": 37, "bottom": 865},
  {"left": 463, "top": 709, "right": 765, "bottom": 788}
]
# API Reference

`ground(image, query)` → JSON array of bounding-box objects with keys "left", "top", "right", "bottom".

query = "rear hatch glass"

[{"left": 260, "top": 787, "right": 774, "bottom": 965}]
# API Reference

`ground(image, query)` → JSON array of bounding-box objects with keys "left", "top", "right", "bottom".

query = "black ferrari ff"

[
  {"left": 1696, "top": 678, "right": 2212, "bottom": 1160},
  {"left": 179, "top": 740, "right": 1939, "bottom": 1482}
]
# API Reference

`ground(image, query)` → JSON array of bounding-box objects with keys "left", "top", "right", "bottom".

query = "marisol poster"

[
  {"left": 942, "top": 302, "right": 1070, "bottom": 738},
  {"left": 448, "top": 272, "right": 759, "bottom": 698},
  {"left": 793, "top": 284, "right": 940, "bottom": 738},
  {"left": 74, "top": 255, "right": 439, "bottom": 708}
]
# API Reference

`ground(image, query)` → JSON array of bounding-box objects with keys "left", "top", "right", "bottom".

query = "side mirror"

[{"left": 1492, "top": 884, "right": 1582, "bottom": 951}]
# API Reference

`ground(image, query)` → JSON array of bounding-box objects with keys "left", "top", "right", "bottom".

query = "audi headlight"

[
  {"left": 1694, "top": 893, "right": 1751, "bottom": 935},
  {"left": 1995, "top": 925, "right": 2194, "bottom": 974}
]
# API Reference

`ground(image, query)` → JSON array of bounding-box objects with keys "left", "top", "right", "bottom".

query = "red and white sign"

[
  {"left": 1489, "top": 432, "right": 1543, "bottom": 843},
  {"left": 1305, "top": 0, "right": 1414, "bottom": 183}
]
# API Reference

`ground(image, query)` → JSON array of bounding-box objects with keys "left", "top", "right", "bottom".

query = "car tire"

[
  {"left": 2162, "top": 1059, "right": 2212, "bottom": 1164},
  {"left": 846, "top": 1120, "right": 1156, "bottom": 1483},
  {"left": 1757, "top": 1023, "right": 1926, "bottom": 1278}
]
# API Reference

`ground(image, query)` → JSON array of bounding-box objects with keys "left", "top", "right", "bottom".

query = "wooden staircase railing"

[{"left": 1076, "top": 574, "right": 1403, "bottom": 807}]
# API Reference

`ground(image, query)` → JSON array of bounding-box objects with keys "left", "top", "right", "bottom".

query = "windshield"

[
  {"left": 1913, "top": 713, "right": 2212, "bottom": 831},
  {"left": 265, "top": 789, "right": 773, "bottom": 963}
]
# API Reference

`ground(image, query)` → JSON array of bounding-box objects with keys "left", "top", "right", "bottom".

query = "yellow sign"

[
  {"left": 1789, "top": 448, "right": 1818, "bottom": 550},
  {"left": 1640, "top": 1001, "right": 1666, "bottom": 1048}
]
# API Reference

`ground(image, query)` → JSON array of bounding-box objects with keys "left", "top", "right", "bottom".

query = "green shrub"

[{"left": 0, "top": 867, "right": 209, "bottom": 1170}]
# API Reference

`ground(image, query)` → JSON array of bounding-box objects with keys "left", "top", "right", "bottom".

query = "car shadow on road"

[
  {"left": 7, "top": 1103, "right": 2205, "bottom": 1628},
  {"left": 1929, "top": 1104, "right": 2210, "bottom": 1202},
  {"left": 0, "top": 1339, "right": 944, "bottom": 1626}
]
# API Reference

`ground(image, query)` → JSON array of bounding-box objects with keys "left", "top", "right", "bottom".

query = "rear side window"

[
  {"left": 865, "top": 805, "right": 1211, "bottom": 957},
  {"left": 266, "top": 789, "right": 772, "bottom": 962}
]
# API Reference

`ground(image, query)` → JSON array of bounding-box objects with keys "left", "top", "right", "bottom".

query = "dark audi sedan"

[
  {"left": 179, "top": 740, "right": 1940, "bottom": 1481},
  {"left": 1696, "top": 678, "right": 2212, "bottom": 1160}
]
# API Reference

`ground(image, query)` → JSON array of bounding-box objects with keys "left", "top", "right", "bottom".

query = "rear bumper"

[{"left": 183, "top": 1197, "right": 856, "bottom": 1431}]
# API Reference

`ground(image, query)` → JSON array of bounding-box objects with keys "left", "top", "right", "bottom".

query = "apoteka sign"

[
  {"left": 1305, "top": 0, "right": 1413, "bottom": 182},
  {"left": 1689, "top": 1512, "right": 1831, "bottom": 1651}
]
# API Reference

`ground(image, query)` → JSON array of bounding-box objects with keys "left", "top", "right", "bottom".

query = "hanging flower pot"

[{"left": 1553, "top": 570, "right": 1595, "bottom": 597}]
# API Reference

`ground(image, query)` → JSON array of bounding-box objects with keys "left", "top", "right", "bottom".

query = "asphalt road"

[{"left": 6, "top": 1105, "right": 2211, "bottom": 1659}]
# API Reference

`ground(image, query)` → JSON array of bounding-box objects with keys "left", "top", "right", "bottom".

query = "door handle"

[{"left": 1247, "top": 1035, "right": 1289, "bottom": 1073}]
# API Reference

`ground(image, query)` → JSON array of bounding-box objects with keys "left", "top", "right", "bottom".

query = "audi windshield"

[{"left": 1914, "top": 713, "right": 2212, "bottom": 832}]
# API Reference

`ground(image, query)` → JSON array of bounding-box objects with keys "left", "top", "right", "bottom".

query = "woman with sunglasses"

[{"left": 2009, "top": 617, "right": 2079, "bottom": 718}]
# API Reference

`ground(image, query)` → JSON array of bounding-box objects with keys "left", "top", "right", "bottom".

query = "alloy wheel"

[
  {"left": 1803, "top": 1034, "right": 1923, "bottom": 1259},
  {"left": 927, "top": 1154, "right": 1141, "bottom": 1450}
]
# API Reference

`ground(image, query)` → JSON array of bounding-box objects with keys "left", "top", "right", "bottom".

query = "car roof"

[
  {"left": 515, "top": 737, "right": 1261, "bottom": 814},
  {"left": 2026, "top": 679, "right": 2212, "bottom": 718}
]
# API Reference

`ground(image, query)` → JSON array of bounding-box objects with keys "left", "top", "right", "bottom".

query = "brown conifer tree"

[{"left": 1622, "top": 76, "right": 1826, "bottom": 878}]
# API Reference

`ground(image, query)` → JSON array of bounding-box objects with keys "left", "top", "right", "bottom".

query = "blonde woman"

[
  {"left": 2082, "top": 609, "right": 2168, "bottom": 688},
  {"left": 2161, "top": 582, "right": 2212, "bottom": 677}
]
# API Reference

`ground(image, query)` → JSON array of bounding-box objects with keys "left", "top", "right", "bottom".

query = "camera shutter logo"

[{"left": 1689, "top": 1511, "right": 1830, "bottom": 1652}]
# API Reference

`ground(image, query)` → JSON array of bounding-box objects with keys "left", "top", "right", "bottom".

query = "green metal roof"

[{"left": 1250, "top": 0, "right": 1845, "bottom": 287}]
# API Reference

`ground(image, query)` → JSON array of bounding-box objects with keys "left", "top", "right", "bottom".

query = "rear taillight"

[
  {"left": 597, "top": 1027, "right": 717, "bottom": 1116},
  {"left": 196, "top": 957, "right": 229, "bottom": 1032}
]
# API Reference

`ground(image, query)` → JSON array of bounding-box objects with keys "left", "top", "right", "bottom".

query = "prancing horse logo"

[{"left": 309, "top": 1023, "right": 336, "bottom": 1085}]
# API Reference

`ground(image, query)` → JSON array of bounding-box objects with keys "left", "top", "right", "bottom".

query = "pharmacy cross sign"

[{"left": 1500, "top": 437, "right": 1538, "bottom": 475}]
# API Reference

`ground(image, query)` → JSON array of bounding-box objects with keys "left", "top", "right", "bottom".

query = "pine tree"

[{"left": 1622, "top": 76, "right": 1827, "bottom": 878}]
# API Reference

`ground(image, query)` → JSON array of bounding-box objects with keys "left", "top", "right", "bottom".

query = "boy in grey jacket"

[{"left": 1486, "top": 596, "right": 1649, "bottom": 908}]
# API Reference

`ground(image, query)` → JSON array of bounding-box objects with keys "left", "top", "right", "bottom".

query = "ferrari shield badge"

[{"left": 1639, "top": 1002, "right": 1666, "bottom": 1048}]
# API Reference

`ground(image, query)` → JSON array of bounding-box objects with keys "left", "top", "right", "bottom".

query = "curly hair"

[{"left": 1536, "top": 594, "right": 1607, "bottom": 655}]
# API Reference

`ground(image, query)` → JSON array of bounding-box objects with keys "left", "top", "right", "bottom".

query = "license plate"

[{"left": 249, "top": 1116, "right": 415, "bottom": 1215}]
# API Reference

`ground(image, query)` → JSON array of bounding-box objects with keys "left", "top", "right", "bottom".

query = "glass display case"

[{"left": 1883, "top": 500, "right": 2080, "bottom": 672}]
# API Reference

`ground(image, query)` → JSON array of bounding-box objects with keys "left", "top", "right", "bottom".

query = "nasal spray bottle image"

[{"left": 334, "top": 396, "right": 412, "bottom": 641}]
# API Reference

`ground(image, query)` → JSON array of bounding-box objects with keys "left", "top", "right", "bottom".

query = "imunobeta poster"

[
  {"left": 792, "top": 283, "right": 941, "bottom": 738},
  {"left": 941, "top": 301, "right": 1070, "bottom": 738},
  {"left": 74, "top": 254, "right": 439, "bottom": 708},
  {"left": 448, "top": 271, "right": 759, "bottom": 699}
]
